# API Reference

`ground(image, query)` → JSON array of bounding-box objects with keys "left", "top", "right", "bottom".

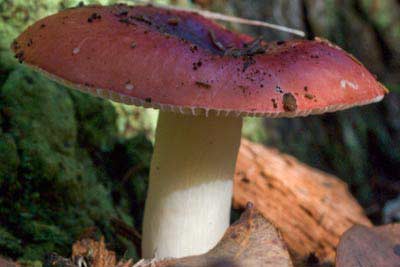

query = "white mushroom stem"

[{"left": 142, "top": 111, "right": 243, "bottom": 259}]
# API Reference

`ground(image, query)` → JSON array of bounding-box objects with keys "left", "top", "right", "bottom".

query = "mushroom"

[{"left": 12, "top": 4, "right": 388, "bottom": 259}]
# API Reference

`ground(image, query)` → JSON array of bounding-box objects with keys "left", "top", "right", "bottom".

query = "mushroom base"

[{"left": 142, "top": 111, "right": 242, "bottom": 259}]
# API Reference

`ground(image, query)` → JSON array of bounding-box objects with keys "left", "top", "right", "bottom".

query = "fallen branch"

[{"left": 233, "top": 139, "right": 372, "bottom": 264}]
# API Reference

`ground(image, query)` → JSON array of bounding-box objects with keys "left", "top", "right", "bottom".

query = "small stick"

[{"left": 132, "top": 0, "right": 305, "bottom": 37}]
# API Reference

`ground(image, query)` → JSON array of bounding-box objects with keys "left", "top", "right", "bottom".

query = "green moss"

[
  {"left": 0, "top": 0, "right": 59, "bottom": 71},
  {"left": 0, "top": 227, "right": 23, "bottom": 258},
  {"left": 1, "top": 67, "right": 77, "bottom": 179},
  {"left": 113, "top": 104, "right": 158, "bottom": 142},
  {"left": 0, "top": 134, "right": 19, "bottom": 184},
  {"left": 69, "top": 90, "right": 118, "bottom": 152},
  {"left": 0, "top": 67, "right": 152, "bottom": 262},
  {"left": 242, "top": 117, "right": 267, "bottom": 143}
]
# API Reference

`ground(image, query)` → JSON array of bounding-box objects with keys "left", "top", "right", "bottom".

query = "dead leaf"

[
  {"left": 134, "top": 203, "right": 293, "bottom": 267},
  {"left": 336, "top": 224, "right": 400, "bottom": 267},
  {"left": 72, "top": 237, "right": 116, "bottom": 267}
]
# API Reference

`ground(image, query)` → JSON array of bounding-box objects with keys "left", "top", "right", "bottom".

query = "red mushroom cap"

[{"left": 12, "top": 4, "right": 388, "bottom": 117}]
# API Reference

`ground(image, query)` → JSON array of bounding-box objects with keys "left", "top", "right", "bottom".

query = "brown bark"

[{"left": 233, "top": 139, "right": 372, "bottom": 264}]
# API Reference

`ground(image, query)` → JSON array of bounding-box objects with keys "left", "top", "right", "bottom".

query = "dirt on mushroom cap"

[{"left": 12, "top": 4, "right": 387, "bottom": 118}]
